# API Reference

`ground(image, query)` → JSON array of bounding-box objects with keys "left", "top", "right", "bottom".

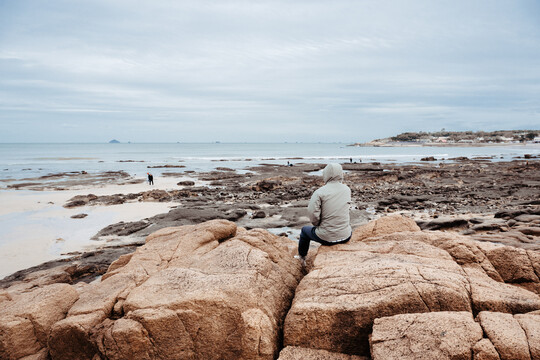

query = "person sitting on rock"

[{"left": 295, "top": 163, "right": 352, "bottom": 265}]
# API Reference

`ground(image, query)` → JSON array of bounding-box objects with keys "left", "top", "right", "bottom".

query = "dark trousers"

[{"left": 298, "top": 226, "right": 351, "bottom": 257}]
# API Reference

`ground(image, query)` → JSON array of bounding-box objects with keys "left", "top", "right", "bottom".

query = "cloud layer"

[{"left": 1, "top": 0, "right": 539, "bottom": 142}]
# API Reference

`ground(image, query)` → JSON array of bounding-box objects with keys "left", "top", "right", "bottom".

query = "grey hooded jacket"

[{"left": 308, "top": 163, "right": 352, "bottom": 241}]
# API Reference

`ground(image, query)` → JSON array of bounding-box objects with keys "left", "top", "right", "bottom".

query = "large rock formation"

[
  {"left": 1, "top": 215, "right": 539, "bottom": 359},
  {"left": 1, "top": 220, "right": 304, "bottom": 359},
  {"left": 48, "top": 220, "right": 303, "bottom": 360},
  {"left": 283, "top": 215, "right": 540, "bottom": 358}
]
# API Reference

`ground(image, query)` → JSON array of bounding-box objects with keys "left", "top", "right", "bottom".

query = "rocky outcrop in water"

[{"left": 1, "top": 216, "right": 539, "bottom": 359}]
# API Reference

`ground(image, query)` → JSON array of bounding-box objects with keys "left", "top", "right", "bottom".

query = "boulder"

[
  {"left": 92, "top": 220, "right": 150, "bottom": 238},
  {"left": 364, "top": 229, "right": 540, "bottom": 310},
  {"left": 283, "top": 237, "right": 471, "bottom": 355},
  {"left": 177, "top": 180, "right": 195, "bottom": 186},
  {"left": 477, "top": 311, "right": 532, "bottom": 360},
  {"left": 515, "top": 313, "right": 540, "bottom": 359},
  {"left": 140, "top": 189, "right": 171, "bottom": 202},
  {"left": 252, "top": 210, "right": 267, "bottom": 219},
  {"left": 252, "top": 179, "right": 282, "bottom": 192},
  {"left": 283, "top": 215, "right": 540, "bottom": 357},
  {"left": 63, "top": 194, "right": 98, "bottom": 208},
  {"left": 477, "top": 242, "right": 539, "bottom": 284},
  {"left": 472, "top": 338, "right": 500, "bottom": 360},
  {"left": 463, "top": 265, "right": 540, "bottom": 314},
  {"left": 0, "top": 284, "right": 78, "bottom": 360},
  {"left": 351, "top": 214, "right": 420, "bottom": 242},
  {"left": 370, "top": 311, "right": 483, "bottom": 360},
  {"left": 366, "top": 230, "right": 503, "bottom": 281},
  {"left": 278, "top": 346, "right": 368, "bottom": 359},
  {"left": 417, "top": 217, "right": 469, "bottom": 231},
  {"left": 49, "top": 220, "right": 304, "bottom": 360}
]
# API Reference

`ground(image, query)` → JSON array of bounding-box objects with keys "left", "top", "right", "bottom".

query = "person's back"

[
  {"left": 308, "top": 163, "right": 351, "bottom": 240},
  {"left": 296, "top": 163, "right": 352, "bottom": 264}
]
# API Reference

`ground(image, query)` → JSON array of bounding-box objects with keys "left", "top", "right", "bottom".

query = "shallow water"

[{"left": 1, "top": 142, "right": 538, "bottom": 181}]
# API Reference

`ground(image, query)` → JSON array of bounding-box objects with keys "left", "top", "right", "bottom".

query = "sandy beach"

[{"left": 0, "top": 176, "right": 203, "bottom": 278}]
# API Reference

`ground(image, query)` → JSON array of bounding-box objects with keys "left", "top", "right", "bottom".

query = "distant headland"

[
  {"left": 108, "top": 139, "right": 120, "bottom": 144},
  {"left": 350, "top": 129, "right": 540, "bottom": 147}
]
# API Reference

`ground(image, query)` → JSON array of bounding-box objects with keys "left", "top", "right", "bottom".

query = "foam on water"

[{"left": 1, "top": 142, "right": 538, "bottom": 181}]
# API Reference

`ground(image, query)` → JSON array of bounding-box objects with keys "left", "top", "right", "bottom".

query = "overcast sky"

[{"left": 1, "top": 0, "right": 539, "bottom": 143}]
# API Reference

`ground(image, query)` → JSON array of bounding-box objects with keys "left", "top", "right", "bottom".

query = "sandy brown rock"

[
  {"left": 284, "top": 236, "right": 471, "bottom": 355},
  {"left": 473, "top": 338, "right": 500, "bottom": 360},
  {"left": 365, "top": 230, "right": 503, "bottom": 281},
  {"left": 528, "top": 250, "right": 540, "bottom": 276},
  {"left": 278, "top": 346, "right": 368, "bottom": 359},
  {"left": 478, "top": 242, "right": 540, "bottom": 283},
  {"left": 351, "top": 214, "right": 420, "bottom": 242},
  {"left": 359, "top": 227, "right": 540, "bottom": 312},
  {"left": 515, "top": 313, "right": 540, "bottom": 360},
  {"left": 49, "top": 312, "right": 106, "bottom": 360},
  {"left": 0, "top": 284, "right": 78, "bottom": 360},
  {"left": 464, "top": 265, "right": 540, "bottom": 314},
  {"left": 477, "top": 311, "right": 531, "bottom": 360},
  {"left": 284, "top": 215, "right": 540, "bottom": 357},
  {"left": 370, "top": 311, "right": 483, "bottom": 360},
  {"left": 48, "top": 220, "right": 303, "bottom": 360}
]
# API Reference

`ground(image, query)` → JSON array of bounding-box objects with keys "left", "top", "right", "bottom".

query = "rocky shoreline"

[
  {"left": 1, "top": 157, "right": 539, "bottom": 358},
  {"left": 1, "top": 215, "right": 540, "bottom": 359},
  {"left": 2, "top": 158, "right": 539, "bottom": 286}
]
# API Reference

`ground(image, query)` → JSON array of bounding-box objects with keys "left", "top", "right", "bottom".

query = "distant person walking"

[
  {"left": 147, "top": 173, "right": 154, "bottom": 185},
  {"left": 295, "top": 163, "right": 352, "bottom": 264}
]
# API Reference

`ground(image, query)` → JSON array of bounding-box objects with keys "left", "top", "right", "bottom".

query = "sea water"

[{"left": 1, "top": 142, "right": 538, "bottom": 181}]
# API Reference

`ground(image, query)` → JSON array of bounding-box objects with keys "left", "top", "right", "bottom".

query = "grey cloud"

[{"left": 1, "top": 0, "right": 539, "bottom": 142}]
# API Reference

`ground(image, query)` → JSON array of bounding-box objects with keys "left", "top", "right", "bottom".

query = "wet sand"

[{"left": 0, "top": 177, "right": 190, "bottom": 278}]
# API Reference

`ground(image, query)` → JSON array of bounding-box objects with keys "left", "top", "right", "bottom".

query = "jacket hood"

[{"left": 323, "top": 163, "right": 343, "bottom": 183}]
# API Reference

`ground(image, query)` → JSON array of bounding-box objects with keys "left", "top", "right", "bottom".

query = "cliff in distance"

[{"left": 1, "top": 216, "right": 539, "bottom": 359}]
